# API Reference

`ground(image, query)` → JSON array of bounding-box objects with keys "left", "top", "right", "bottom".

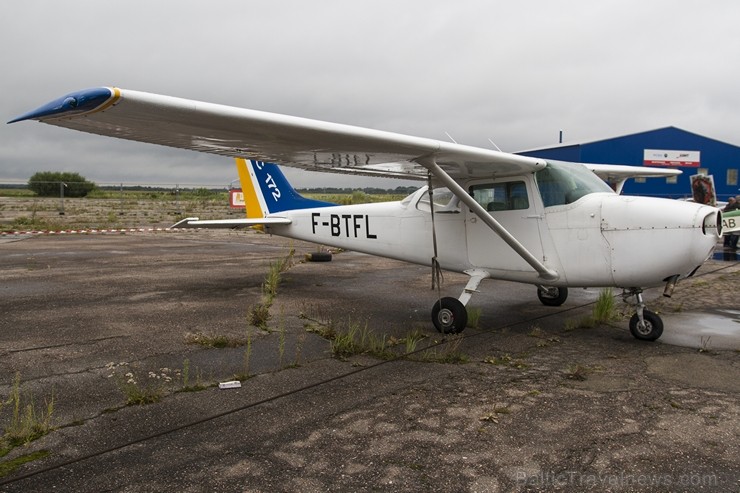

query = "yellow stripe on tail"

[{"left": 235, "top": 158, "right": 264, "bottom": 219}]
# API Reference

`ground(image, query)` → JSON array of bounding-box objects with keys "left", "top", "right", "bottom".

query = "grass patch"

[
  {"left": 414, "top": 336, "right": 469, "bottom": 364},
  {"left": 564, "top": 364, "right": 593, "bottom": 381},
  {"left": 592, "top": 288, "right": 618, "bottom": 323},
  {"left": 0, "top": 449, "right": 51, "bottom": 478},
  {"left": 698, "top": 336, "right": 713, "bottom": 353},
  {"left": 483, "top": 353, "right": 529, "bottom": 369},
  {"left": 249, "top": 303, "right": 271, "bottom": 329},
  {"left": 234, "top": 332, "right": 254, "bottom": 381},
  {"left": 466, "top": 307, "right": 481, "bottom": 328},
  {"left": 179, "top": 359, "right": 207, "bottom": 392},
  {"left": 263, "top": 248, "right": 295, "bottom": 303},
  {"left": 184, "top": 331, "right": 245, "bottom": 348},
  {"left": 1, "top": 373, "right": 55, "bottom": 451},
  {"left": 247, "top": 248, "right": 296, "bottom": 331},
  {"left": 306, "top": 314, "right": 469, "bottom": 364},
  {"left": 106, "top": 363, "right": 202, "bottom": 403},
  {"left": 330, "top": 320, "right": 394, "bottom": 360},
  {"left": 402, "top": 329, "right": 427, "bottom": 355},
  {"left": 479, "top": 405, "right": 512, "bottom": 424},
  {"left": 564, "top": 288, "right": 620, "bottom": 331}
]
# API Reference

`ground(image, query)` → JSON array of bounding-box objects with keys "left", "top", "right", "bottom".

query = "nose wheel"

[
  {"left": 629, "top": 309, "right": 663, "bottom": 341},
  {"left": 623, "top": 288, "right": 664, "bottom": 341}
]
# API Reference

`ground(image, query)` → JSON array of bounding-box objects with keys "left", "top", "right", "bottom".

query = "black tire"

[
  {"left": 431, "top": 297, "right": 468, "bottom": 334},
  {"left": 629, "top": 310, "right": 664, "bottom": 341},
  {"left": 537, "top": 286, "right": 568, "bottom": 306},
  {"left": 305, "top": 251, "right": 332, "bottom": 262}
]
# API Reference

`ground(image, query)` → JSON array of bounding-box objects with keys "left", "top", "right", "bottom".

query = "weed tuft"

[
  {"left": 1, "top": 373, "right": 55, "bottom": 457},
  {"left": 483, "top": 353, "right": 529, "bottom": 369},
  {"left": 564, "top": 364, "right": 592, "bottom": 381},
  {"left": 466, "top": 307, "right": 481, "bottom": 328},
  {"left": 0, "top": 450, "right": 51, "bottom": 478},
  {"left": 415, "top": 336, "right": 469, "bottom": 364},
  {"left": 592, "top": 288, "right": 617, "bottom": 323},
  {"left": 184, "top": 331, "right": 245, "bottom": 348}
]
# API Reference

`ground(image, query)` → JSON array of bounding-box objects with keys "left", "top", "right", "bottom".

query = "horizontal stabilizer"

[{"left": 171, "top": 217, "right": 291, "bottom": 229}]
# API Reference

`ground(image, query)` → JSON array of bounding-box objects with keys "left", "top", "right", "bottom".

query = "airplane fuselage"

[{"left": 266, "top": 177, "right": 719, "bottom": 290}]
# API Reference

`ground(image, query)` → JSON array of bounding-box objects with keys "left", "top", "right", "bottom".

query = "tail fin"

[{"left": 235, "top": 158, "right": 334, "bottom": 218}]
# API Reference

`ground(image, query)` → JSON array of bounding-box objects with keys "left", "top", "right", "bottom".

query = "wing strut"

[{"left": 420, "top": 158, "right": 559, "bottom": 281}]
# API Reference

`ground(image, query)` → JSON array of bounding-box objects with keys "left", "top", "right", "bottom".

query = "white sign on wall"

[{"left": 643, "top": 149, "right": 701, "bottom": 167}]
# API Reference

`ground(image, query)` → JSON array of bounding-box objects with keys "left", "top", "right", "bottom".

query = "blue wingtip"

[{"left": 8, "top": 87, "right": 117, "bottom": 124}]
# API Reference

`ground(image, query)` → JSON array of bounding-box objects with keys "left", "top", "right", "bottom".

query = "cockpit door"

[{"left": 466, "top": 177, "right": 546, "bottom": 273}]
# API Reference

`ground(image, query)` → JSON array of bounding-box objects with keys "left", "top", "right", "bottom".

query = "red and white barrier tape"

[{"left": 0, "top": 227, "right": 199, "bottom": 237}]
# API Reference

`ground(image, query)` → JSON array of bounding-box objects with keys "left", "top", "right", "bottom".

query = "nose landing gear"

[{"left": 622, "top": 288, "right": 664, "bottom": 341}]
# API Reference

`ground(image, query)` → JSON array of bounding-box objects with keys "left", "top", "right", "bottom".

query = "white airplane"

[{"left": 9, "top": 87, "right": 724, "bottom": 341}]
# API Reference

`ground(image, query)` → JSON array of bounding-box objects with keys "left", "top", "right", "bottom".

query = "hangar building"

[{"left": 518, "top": 127, "right": 740, "bottom": 201}]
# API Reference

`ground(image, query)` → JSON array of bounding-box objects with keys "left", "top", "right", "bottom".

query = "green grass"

[
  {"left": 592, "top": 288, "right": 617, "bottom": 323},
  {"left": 564, "top": 364, "right": 595, "bottom": 381},
  {"left": 184, "top": 331, "right": 246, "bottom": 348},
  {"left": 263, "top": 248, "right": 295, "bottom": 302},
  {"left": 466, "top": 307, "right": 481, "bottom": 328},
  {"left": 483, "top": 353, "right": 529, "bottom": 369},
  {"left": 1, "top": 373, "right": 55, "bottom": 449},
  {"left": 564, "top": 288, "right": 620, "bottom": 331},
  {"left": 0, "top": 188, "right": 36, "bottom": 198},
  {"left": 304, "top": 192, "right": 406, "bottom": 204},
  {"left": 413, "top": 336, "right": 469, "bottom": 364},
  {"left": 330, "top": 320, "right": 395, "bottom": 360},
  {"left": 0, "top": 450, "right": 51, "bottom": 478}
]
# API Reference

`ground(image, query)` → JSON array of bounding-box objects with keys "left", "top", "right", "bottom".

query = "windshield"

[
  {"left": 535, "top": 162, "right": 613, "bottom": 207},
  {"left": 416, "top": 187, "right": 460, "bottom": 213}
]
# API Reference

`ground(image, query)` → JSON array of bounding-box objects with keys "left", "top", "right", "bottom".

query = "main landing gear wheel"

[
  {"left": 537, "top": 286, "right": 568, "bottom": 306},
  {"left": 629, "top": 309, "right": 663, "bottom": 341},
  {"left": 431, "top": 297, "right": 467, "bottom": 334}
]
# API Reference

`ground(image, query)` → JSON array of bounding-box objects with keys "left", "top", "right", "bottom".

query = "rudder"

[{"left": 235, "top": 158, "right": 334, "bottom": 218}]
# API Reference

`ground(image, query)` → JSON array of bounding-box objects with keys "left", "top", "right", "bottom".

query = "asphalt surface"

[{"left": 0, "top": 230, "right": 738, "bottom": 492}]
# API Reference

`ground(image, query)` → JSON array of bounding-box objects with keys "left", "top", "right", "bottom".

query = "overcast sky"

[{"left": 2, "top": 0, "right": 739, "bottom": 189}]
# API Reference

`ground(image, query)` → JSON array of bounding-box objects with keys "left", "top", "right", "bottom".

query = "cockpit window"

[
  {"left": 469, "top": 181, "right": 530, "bottom": 212},
  {"left": 416, "top": 187, "right": 460, "bottom": 213},
  {"left": 535, "top": 161, "right": 613, "bottom": 207}
]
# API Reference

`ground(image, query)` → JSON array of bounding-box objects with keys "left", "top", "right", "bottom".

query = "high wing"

[
  {"left": 586, "top": 163, "right": 681, "bottom": 194},
  {"left": 8, "top": 87, "right": 546, "bottom": 181}
]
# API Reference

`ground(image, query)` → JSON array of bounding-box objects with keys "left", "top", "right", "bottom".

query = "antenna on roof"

[
  {"left": 444, "top": 131, "right": 457, "bottom": 144},
  {"left": 488, "top": 138, "right": 502, "bottom": 152}
]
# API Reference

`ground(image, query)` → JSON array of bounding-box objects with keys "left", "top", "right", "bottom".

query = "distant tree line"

[
  {"left": 11, "top": 174, "right": 418, "bottom": 197},
  {"left": 297, "top": 186, "right": 418, "bottom": 195},
  {"left": 28, "top": 172, "right": 96, "bottom": 197}
]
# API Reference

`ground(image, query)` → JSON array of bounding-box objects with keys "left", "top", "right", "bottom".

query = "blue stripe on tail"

[{"left": 250, "top": 161, "right": 335, "bottom": 213}]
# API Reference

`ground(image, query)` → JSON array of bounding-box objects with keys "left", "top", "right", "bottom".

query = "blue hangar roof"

[{"left": 517, "top": 126, "right": 740, "bottom": 200}]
